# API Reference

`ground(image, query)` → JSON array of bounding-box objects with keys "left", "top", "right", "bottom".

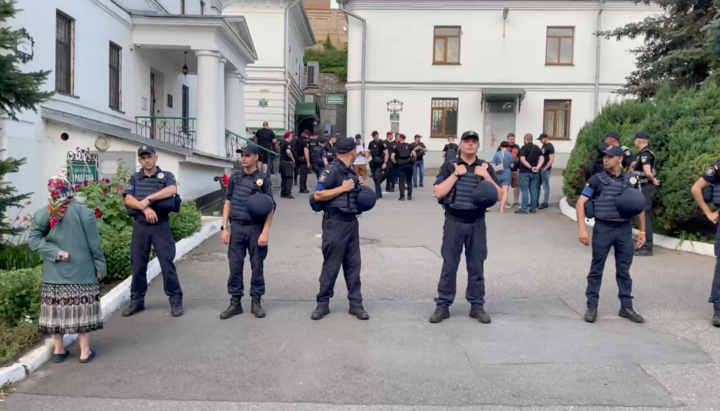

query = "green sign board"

[
  {"left": 68, "top": 162, "right": 99, "bottom": 185},
  {"left": 390, "top": 113, "right": 400, "bottom": 121},
  {"left": 325, "top": 94, "right": 345, "bottom": 105}
]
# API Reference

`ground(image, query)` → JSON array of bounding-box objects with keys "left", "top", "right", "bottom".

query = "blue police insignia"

[{"left": 318, "top": 169, "right": 330, "bottom": 183}]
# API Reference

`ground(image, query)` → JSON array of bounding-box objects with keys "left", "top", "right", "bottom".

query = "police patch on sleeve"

[
  {"left": 640, "top": 156, "right": 648, "bottom": 164},
  {"left": 318, "top": 169, "right": 330, "bottom": 183},
  {"left": 630, "top": 177, "right": 637, "bottom": 185},
  {"left": 706, "top": 167, "right": 716, "bottom": 177},
  {"left": 625, "top": 150, "right": 632, "bottom": 156},
  {"left": 158, "top": 172, "right": 165, "bottom": 179}
]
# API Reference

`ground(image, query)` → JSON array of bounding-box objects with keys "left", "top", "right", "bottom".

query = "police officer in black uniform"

[
  {"left": 122, "top": 145, "right": 184, "bottom": 318},
  {"left": 293, "top": 132, "right": 311, "bottom": 193},
  {"left": 384, "top": 132, "right": 397, "bottom": 192},
  {"left": 599, "top": 132, "right": 634, "bottom": 171},
  {"left": 392, "top": 133, "right": 415, "bottom": 201},
  {"left": 691, "top": 160, "right": 720, "bottom": 327},
  {"left": 279, "top": 131, "right": 296, "bottom": 199},
  {"left": 631, "top": 132, "right": 659, "bottom": 256},
  {"left": 576, "top": 145, "right": 646, "bottom": 324},
  {"left": 311, "top": 136, "right": 330, "bottom": 179},
  {"left": 367, "top": 131, "right": 387, "bottom": 199},
  {"left": 310, "top": 137, "right": 369, "bottom": 321},
  {"left": 430, "top": 131, "right": 502, "bottom": 324},
  {"left": 219, "top": 145, "right": 275, "bottom": 320}
]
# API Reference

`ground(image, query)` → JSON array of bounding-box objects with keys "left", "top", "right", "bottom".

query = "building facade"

[
  {"left": 305, "top": 0, "right": 348, "bottom": 50},
  {"left": 341, "top": 0, "right": 663, "bottom": 169},
  {"left": 5, "top": 0, "right": 257, "bottom": 210},
  {"left": 224, "top": 0, "right": 317, "bottom": 135}
]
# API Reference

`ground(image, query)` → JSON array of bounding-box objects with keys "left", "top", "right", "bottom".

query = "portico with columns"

[{"left": 131, "top": 14, "right": 257, "bottom": 159}]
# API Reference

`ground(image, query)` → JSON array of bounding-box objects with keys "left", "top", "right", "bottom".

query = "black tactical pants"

[
  {"left": 296, "top": 161, "right": 309, "bottom": 192},
  {"left": 130, "top": 219, "right": 183, "bottom": 303},
  {"left": 227, "top": 221, "right": 268, "bottom": 298},
  {"left": 280, "top": 161, "right": 293, "bottom": 197},
  {"left": 640, "top": 184, "right": 656, "bottom": 249},
  {"left": 317, "top": 214, "right": 363, "bottom": 307},
  {"left": 586, "top": 220, "right": 634, "bottom": 308},
  {"left": 710, "top": 223, "right": 720, "bottom": 309},
  {"left": 397, "top": 163, "right": 413, "bottom": 198},
  {"left": 435, "top": 214, "right": 487, "bottom": 308},
  {"left": 371, "top": 161, "right": 384, "bottom": 199}
]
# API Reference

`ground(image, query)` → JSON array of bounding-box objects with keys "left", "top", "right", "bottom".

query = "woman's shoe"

[
  {"left": 79, "top": 351, "right": 96, "bottom": 364},
  {"left": 53, "top": 351, "right": 70, "bottom": 363}
]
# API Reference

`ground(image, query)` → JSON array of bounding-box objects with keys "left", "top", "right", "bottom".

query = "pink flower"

[
  {"left": 83, "top": 180, "right": 88, "bottom": 187},
  {"left": 94, "top": 208, "right": 103, "bottom": 219}
]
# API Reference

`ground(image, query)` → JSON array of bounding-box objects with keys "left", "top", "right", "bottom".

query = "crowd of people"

[{"left": 25, "top": 123, "right": 720, "bottom": 366}]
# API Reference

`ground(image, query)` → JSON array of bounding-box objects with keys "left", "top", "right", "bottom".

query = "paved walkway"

[{"left": 4, "top": 174, "right": 720, "bottom": 411}]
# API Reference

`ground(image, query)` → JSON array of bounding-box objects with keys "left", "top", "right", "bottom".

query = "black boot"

[
  {"left": 469, "top": 306, "right": 491, "bottom": 324},
  {"left": 584, "top": 307, "right": 597, "bottom": 323},
  {"left": 712, "top": 310, "right": 720, "bottom": 327},
  {"left": 220, "top": 297, "right": 243, "bottom": 320},
  {"left": 408, "top": 194, "right": 413, "bottom": 201},
  {"left": 539, "top": 203, "right": 549, "bottom": 210},
  {"left": 170, "top": 300, "right": 184, "bottom": 318},
  {"left": 251, "top": 298, "right": 266, "bottom": 318},
  {"left": 619, "top": 307, "right": 644, "bottom": 323},
  {"left": 634, "top": 246, "right": 653, "bottom": 257},
  {"left": 348, "top": 305, "right": 369, "bottom": 320},
  {"left": 429, "top": 307, "right": 450, "bottom": 323},
  {"left": 122, "top": 301, "right": 145, "bottom": 317},
  {"left": 399, "top": 196, "right": 405, "bottom": 201},
  {"left": 311, "top": 305, "right": 330, "bottom": 320}
]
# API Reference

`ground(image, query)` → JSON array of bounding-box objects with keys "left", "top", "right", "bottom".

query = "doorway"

[
  {"left": 150, "top": 72, "right": 156, "bottom": 140},
  {"left": 482, "top": 100, "right": 516, "bottom": 161}
]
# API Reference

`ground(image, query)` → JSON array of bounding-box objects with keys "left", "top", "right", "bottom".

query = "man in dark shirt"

[
  {"left": 279, "top": 132, "right": 295, "bottom": 199},
  {"left": 392, "top": 133, "right": 416, "bottom": 201},
  {"left": 384, "top": 132, "right": 397, "bottom": 192},
  {"left": 255, "top": 121, "right": 277, "bottom": 175},
  {"left": 412, "top": 134, "right": 427, "bottom": 187},
  {"left": 430, "top": 130, "right": 502, "bottom": 325},
  {"left": 632, "top": 132, "right": 660, "bottom": 257},
  {"left": 690, "top": 159, "right": 720, "bottom": 326},
  {"left": 515, "top": 133, "right": 544, "bottom": 214},
  {"left": 293, "top": 131, "right": 310, "bottom": 193},
  {"left": 538, "top": 133, "right": 555, "bottom": 209},
  {"left": 496, "top": 133, "right": 521, "bottom": 207},
  {"left": 443, "top": 136, "right": 459, "bottom": 163},
  {"left": 599, "top": 132, "right": 634, "bottom": 171},
  {"left": 367, "top": 131, "right": 387, "bottom": 199}
]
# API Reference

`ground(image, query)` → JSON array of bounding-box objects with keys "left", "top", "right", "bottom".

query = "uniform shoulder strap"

[{"left": 596, "top": 172, "right": 613, "bottom": 185}]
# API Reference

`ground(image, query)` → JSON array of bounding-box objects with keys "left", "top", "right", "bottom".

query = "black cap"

[
  {"left": 414, "top": 134, "right": 422, "bottom": 139},
  {"left": 237, "top": 145, "right": 260, "bottom": 155},
  {"left": 336, "top": 137, "right": 356, "bottom": 154},
  {"left": 597, "top": 142, "right": 609, "bottom": 153},
  {"left": 604, "top": 132, "right": 620, "bottom": 141},
  {"left": 537, "top": 133, "right": 549, "bottom": 141},
  {"left": 319, "top": 136, "right": 329, "bottom": 143},
  {"left": 633, "top": 131, "right": 649, "bottom": 141},
  {"left": 138, "top": 145, "right": 156, "bottom": 156},
  {"left": 355, "top": 134, "right": 362, "bottom": 140},
  {"left": 602, "top": 145, "right": 625, "bottom": 157},
  {"left": 461, "top": 130, "right": 479, "bottom": 140}
]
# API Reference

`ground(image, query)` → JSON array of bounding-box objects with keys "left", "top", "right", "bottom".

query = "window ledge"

[
  {"left": 57, "top": 92, "right": 80, "bottom": 99},
  {"left": 433, "top": 62, "right": 461, "bottom": 66},
  {"left": 110, "top": 107, "right": 126, "bottom": 114},
  {"left": 549, "top": 137, "right": 571, "bottom": 141},
  {"left": 545, "top": 63, "right": 575, "bottom": 67}
]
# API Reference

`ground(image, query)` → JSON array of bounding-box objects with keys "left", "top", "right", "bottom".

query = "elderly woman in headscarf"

[{"left": 28, "top": 174, "right": 106, "bottom": 364}]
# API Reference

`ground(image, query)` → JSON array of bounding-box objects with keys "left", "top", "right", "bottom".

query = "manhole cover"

[
  {"left": 184, "top": 252, "right": 227, "bottom": 262},
  {"left": 360, "top": 237, "right": 380, "bottom": 245}
]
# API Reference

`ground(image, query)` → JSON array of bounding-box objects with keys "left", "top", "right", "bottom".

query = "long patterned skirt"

[{"left": 38, "top": 283, "right": 103, "bottom": 335}]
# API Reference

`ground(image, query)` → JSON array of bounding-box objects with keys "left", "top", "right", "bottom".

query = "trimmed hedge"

[{"left": 563, "top": 82, "right": 720, "bottom": 240}]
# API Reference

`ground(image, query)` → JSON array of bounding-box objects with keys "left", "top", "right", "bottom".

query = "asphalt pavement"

[{"left": 4, "top": 171, "right": 720, "bottom": 411}]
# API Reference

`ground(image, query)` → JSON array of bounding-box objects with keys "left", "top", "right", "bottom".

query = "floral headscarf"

[{"left": 47, "top": 174, "right": 75, "bottom": 229}]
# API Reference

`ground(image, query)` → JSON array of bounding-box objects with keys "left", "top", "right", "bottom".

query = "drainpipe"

[
  {"left": 338, "top": 1, "right": 366, "bottom": 140},
  {"left": 594, "top": 0, "right": 605, "bottom": 117}
]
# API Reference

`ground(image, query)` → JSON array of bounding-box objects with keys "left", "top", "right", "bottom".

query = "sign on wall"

[
  {"left": 391, "top": 122, "right": 400, "bottom": 134},
  {"left": 66, "top": 147, "right": 99, "bottom": 185},
  {"left": 325, "top": 94, "right": 345, "bottom": 105},
  {"left": 390, "top": 113, "right": 400, "bottom": 121}
]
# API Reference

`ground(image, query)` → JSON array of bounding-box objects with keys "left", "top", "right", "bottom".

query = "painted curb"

[
  {"left": 560, "top": 197, "right": 715, "bottom": 257},
  {"left": 0, "top": 217, "right": 222, "bottom": 387}
]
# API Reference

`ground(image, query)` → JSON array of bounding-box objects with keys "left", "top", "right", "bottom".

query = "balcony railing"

[
  {"left": 135, "top": 116, "right": 196, "bottom": 149},
  {"left": 225, "top": 130, "right": 279, "bottom": 160}
]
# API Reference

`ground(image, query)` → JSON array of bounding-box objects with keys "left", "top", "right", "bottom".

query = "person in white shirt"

[{"left": 353, "top": 134, "right": 368, "bottom": 183}]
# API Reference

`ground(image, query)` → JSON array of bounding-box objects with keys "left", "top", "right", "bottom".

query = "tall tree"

[
  {"left": 599, "top": 0, "right": 718, "bottom": 99},
  {"left": 0, "top": 0, "right": 52, "bottom": 240}
]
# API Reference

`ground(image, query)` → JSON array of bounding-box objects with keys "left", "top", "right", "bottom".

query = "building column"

[
  {"left": 225, "top": 71, "right": 246, "bottom": 138},
  {"left": 217, "top": 57, "right": 227, "bottom": 157},
  {"left": 195, "top": 50, "right": 221, "bottom": 155}
]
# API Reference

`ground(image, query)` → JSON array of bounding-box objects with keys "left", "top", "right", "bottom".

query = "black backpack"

[{"left": 445, "top": 144, "right": 458, "bottom": 162}]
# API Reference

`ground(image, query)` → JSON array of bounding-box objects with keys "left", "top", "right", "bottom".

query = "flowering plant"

[{"left": 75, "top": 159, "right": 132, "bottom": 231}]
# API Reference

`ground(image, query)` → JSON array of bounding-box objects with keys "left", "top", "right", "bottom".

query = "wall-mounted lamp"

[{"left": 182, "top": 51, "right": 189, "bottom": 77}]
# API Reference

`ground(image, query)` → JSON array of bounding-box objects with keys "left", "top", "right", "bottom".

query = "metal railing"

[
  {"left": 135, "top": 116, "right": 196, "bottom": 149},
  {"left": 225, "top": 130, "right": 281, "bottom": 185}
]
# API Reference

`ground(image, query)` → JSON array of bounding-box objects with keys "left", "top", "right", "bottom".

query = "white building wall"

[{"left": 344, "top": 2, "right": 661, "bottom": 168}]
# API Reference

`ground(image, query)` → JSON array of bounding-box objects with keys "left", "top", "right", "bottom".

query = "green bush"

[
  {"left": 100, "top": 226, "right": 135, "bottom": 281},
  {"left": 0, "top": 266, "right": 42, "bottom": 326},
  {"left": 75, "top": 159, "right": 133, "bottom": 231},
  {"left": 0, "top": 321, "right": 38, "bottom": 364},
  {"left": 170, "top": 200, "right": 202, "bottom": 242},
  {"left": 0, "top": 244, "right": 41, "bottom": 270},
  {"left": 563, "top": 81, "right": 720, "bottom": 239}
]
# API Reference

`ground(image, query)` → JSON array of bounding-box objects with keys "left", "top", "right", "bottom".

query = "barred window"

[
  {"left": 55, "top": 11, "right": 74, "bottom": 94},
  {"left": 431, "top": 98, "right": 459, "bottom": 138},
  {"left": 109, "top": 42, "right": 122, "bottom": 110}
]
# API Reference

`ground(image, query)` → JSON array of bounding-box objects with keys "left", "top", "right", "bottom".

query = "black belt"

[
  {"left": 323, "top": 212, "right": 358, "bottom": 222},
  {"left": 595, "top": 219, "right": 630, "bottom": 227},
  {"left": 234, "top": 219, "right": 261, "bottom": 226},
  {"left": 445, "top": 213, "right": 484, "bottom": 224}
]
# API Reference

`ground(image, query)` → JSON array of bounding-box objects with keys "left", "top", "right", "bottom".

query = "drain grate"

[{"left": 184, "top": 252, "right": 228, "bottom": 262}]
